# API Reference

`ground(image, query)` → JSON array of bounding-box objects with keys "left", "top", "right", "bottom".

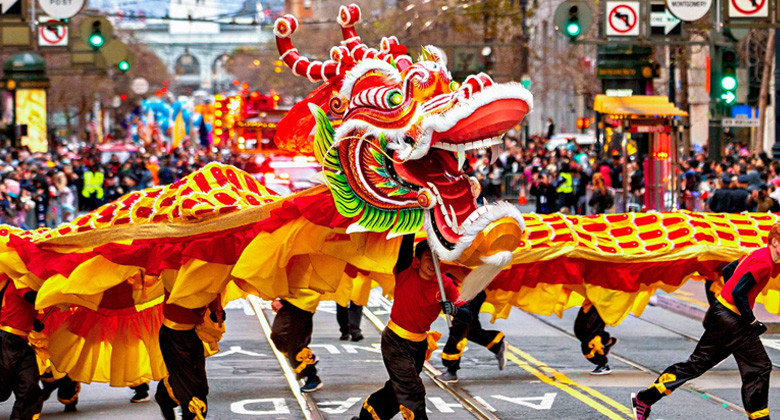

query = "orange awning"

[{"left": 594, "top": 95, "right": 688, "bottom": 117}]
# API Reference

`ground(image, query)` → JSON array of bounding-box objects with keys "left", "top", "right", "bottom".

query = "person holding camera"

[{"left": 530, "top": 171, "right": 558, "bottom": 214}]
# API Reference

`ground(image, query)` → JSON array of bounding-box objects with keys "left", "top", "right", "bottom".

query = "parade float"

[{"left": 0, "top": 3, "right": 778, "bottom": 385}]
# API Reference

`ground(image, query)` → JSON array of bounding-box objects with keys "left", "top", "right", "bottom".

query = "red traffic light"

[
  {"left": 576, "top": 118, "right": 590, "bottom": 130},
  {"left": 120, "top": 94, "right": 127, "bottom": 101}
]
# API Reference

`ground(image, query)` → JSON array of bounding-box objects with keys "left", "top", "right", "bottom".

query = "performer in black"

[
  {"left": 155, "top": 296, "right": 224, "bottom": 420},
  {"left": 337, "top": 301, "right": 364, "bottom": 342},
  {"left": 270, "top": 289, "right": 323, "bottom": 393},
  {"left": 354, "top": 236, "right": 472, "bottom": 420},
  {"left": 632, "top": 224, "right": 780, "bottom": 420},
  {"left": 574, "top": 300, "right": 618, "bottom": 375},
  {"left": 438, "top": 289, "right": 506, "bottom": 383}
]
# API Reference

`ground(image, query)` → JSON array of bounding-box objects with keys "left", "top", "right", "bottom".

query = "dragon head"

[{"left": 275, "top": 5, "right": 531, "bottom": 296}]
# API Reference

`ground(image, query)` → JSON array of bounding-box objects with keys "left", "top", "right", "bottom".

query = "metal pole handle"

[{"left": 431, "top": 251, "right": 452, "bottom": 328}]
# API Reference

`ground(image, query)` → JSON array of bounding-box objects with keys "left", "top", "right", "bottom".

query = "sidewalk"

[{"left": 652, "top": 280, "right": 780, "bottom": 333}]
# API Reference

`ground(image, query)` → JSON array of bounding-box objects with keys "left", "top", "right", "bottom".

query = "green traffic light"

[
  {"left": 721, "top": 75, "right": 737, "bottom": 91},
  {"left": 118, "top": 60, "right": 130, "bottom": 72},
  {"left": 89, "top": 33, "right": 104, "bottom": 48},
  {"left": 566, "top": 22, "right": 581, "bottom": 37}
]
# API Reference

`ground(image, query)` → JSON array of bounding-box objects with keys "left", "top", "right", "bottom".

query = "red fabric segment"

[
  {"left": 8, "top": 191, "right": 350, "bottom": 282},
  {"left": 0, "top": 281, "right": 37, "bottom": 333},
  {"left": 488, "top": 256, "right": 721, "bottom": 293},
  {"left": 720, "top": 247, "right": 780, "bottom": 310},
  {"left": 64, "top": 305, "right": 163, "bottom": 342}
]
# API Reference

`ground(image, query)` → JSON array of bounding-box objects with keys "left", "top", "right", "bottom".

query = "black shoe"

[
  {"left": 437, "top": 370, "right": 458, "bottom": 384},
  {"left": 64, "top": 400, "right": 78, "bottom": 412},
  {"left": 591, "top": 364, "right": 611, "bottom": 375},
  {"left": 131, "top": 382, "right": 150, "bottom": 403},
  {"left": 154, "top": 389, "right": 177, "bottom": 420},
  {"left": 604, "top": 337, "right": 619, "bottom": 356},
  {"left": 350, "top": 332, "right": 364, "bottom": 342},
  {"left": 41, "top": 380, "right": 57, "bottom": 402},
  {"left": 339, "top": 333, "right": 350, "bottom": 340},
  {"left": 300, "top": 376, "right": 323, "bottom": 393},
  {"left": 495, "top": 340, "right": 507, "bottom": 371}
]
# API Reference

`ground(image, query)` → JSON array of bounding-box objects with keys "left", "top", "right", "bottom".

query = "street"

[{"left": 6, "top": 287, "right": 780, "bottom": 420}]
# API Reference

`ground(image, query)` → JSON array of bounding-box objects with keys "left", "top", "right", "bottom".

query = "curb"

[{"left": 651, "top": 295, "right": 780, "bottom": 334}]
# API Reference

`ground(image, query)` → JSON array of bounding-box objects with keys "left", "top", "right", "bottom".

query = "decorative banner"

[
  {"left": 15, "top": 89, "right": 47, "bottom": 153},
  {"left": 606, "top": 1, "right": 640, "bottom": 36},
  {"left": 728, "top": 0, "right": 768, "bottom": 18},
  {"left": 38, "top": 17, "right": 68, "bottom": 47},
  {"left": 666, "top": 0, "right": 712, "bottom": 21}
]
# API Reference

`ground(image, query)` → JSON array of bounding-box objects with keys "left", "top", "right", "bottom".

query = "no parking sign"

[
  {"left": 606, "top": 1, "right": 640, "bottom": 36},
  {"left": 728, "top": 0, "right": 768, "bottom": 18},
  {"left": 38, "top": 17, "right": 67, "bottom": 47}
]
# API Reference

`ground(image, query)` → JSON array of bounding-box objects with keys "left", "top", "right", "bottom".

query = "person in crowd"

[
  {"left": 530, "top": 171, "right": 557, "bottom": 214},
  {"left": 588, "top": 173, "right": 613, "bottom": 214}
]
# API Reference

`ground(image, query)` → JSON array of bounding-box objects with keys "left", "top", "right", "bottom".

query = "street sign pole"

[{"left": 773, "top": 27, "right": 780, "bottom": 159}]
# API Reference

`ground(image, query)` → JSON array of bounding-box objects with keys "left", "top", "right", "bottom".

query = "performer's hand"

[
  {"left": 750, "top": 319, "right": 768, "bottom": 336},
  {"left": 271, "top": 300, "right": 283, "bottom": 313},
  {"left": 209, "top": 310, "right": 226, "bottom": 324},
  {"left": 440, "top": 301, "right": 458, "bottom": 317},
  {"left": 32, "top": 319, "right": 44, "bottom": 333}
]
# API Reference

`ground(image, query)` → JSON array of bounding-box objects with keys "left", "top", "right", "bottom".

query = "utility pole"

[
  {"left": 773, "top": 28, "right": 780, "bottom": 159},
  {"left": 520, "top": 0, "right": 529, "bottom": 146}
]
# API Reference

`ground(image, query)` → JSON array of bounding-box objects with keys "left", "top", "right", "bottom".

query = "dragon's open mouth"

[{"left": 392, "top": 84, "right": 530, "bottom": 256}]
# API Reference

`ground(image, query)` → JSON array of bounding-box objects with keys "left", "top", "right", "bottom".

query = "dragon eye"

[
  {"left": 449, "top": 81, "right": 460, "bottom": 91},
  {"left": 387, "top": 91, "right": 403, "bottom": 107}
]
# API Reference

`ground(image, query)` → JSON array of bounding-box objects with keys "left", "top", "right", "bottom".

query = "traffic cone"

[{"left": 518, "top": 183, "right": 527, "bottom": 205}]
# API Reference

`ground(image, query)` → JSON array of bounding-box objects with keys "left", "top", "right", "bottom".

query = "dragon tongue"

[{"left": 395, "top": 149, "right": 476, "bottom": 243}]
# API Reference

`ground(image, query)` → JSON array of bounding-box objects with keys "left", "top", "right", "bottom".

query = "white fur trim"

[
  {"left": 459, "top": 251, "right": 513, "bottom": 301},
  {"left": 425, "top": 201, "right": 524, "bottom": 263},
  {"left": 340, "top": 59, "right": 401, "bottom": 100}
]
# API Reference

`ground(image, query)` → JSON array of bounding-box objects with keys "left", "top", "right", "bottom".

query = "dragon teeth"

[{"left": 490, "top": 143, "right": 500, "bottom": 164}]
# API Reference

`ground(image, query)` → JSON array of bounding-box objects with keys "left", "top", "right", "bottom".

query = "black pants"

[
  {"left": 0, "top": 330, "right": 42, "bottom": 420},
  {"left": 337, "top": 302, "right": 363, "bottom": 336},
  {"left": 637, "top": 302, "right": 771, "bottom": 419},
  {"left": 441, "top": 291, "right": 503, "bottom": 373},
  {"left": 155, "top": 326, "right": 208, "bottom": 420},
  {"left": 270, "top": 301, "right": 317, "bottom": 380},
  {"left": 358, "top": 328, "right": 428, "bottom": 420},
  {"left": 574, "top": 305, "right": 611, "bottom": 366},
  {"left": 41, "top": 371, "right": 80, "bottom": 406}
]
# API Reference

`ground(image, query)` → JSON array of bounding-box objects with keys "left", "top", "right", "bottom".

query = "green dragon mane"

[{"left": 310, "top": 104, "right": 424, "bottom": 236}]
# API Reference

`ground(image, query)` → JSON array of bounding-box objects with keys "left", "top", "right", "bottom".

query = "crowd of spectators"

[
  {"left": 0, "top": 144, "right": 265, "bottom": 229},
  {"left": 2, "top": 136, "right": 779, "bottom": 230}
]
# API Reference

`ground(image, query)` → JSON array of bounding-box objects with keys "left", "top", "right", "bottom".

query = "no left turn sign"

[
  {"left": 38, "top": 17, "right": 68, "bottom": 47},
  {"left": 606, "top": 1, "right": 640, "bottom": 36},
  {"left": 729, "top": 0, "right": 768, "bottom": 18}
]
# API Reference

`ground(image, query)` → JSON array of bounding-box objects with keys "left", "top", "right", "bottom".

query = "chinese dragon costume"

[{"left": 0, "top": 3, "right": 779, "bottom": 387}]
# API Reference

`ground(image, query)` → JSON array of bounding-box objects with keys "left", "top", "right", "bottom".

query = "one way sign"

[{"left": 651, "top": 3, "right": 682, "bottom": 36}]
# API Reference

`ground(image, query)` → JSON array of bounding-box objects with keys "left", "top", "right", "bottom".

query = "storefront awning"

[{"left": 594, "top": 95, "right": 688, "bottom": 117}]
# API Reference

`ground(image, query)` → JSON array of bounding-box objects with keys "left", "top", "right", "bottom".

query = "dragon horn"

[
  {"left": 274, "top": 15, "right": 340, "bottom": 83},
  {"left": 337, "top": 4, "right": 380, "bottom": 61}
]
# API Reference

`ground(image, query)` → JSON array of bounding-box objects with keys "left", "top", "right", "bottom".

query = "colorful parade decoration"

[{"left": 2, "top": 3, "right": 780, "bottom": 389}]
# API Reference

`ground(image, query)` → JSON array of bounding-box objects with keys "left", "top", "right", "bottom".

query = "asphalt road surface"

[{"left": 3, "top": 288, "right": 780, "bottom": 420}]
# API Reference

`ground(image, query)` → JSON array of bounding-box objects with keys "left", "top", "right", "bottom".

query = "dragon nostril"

[{"left": 403, "top": 136, "right": 415, "bottom": 146}]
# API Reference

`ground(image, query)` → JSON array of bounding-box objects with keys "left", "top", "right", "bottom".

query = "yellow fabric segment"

[
  {"left": 286, "top": 289, "right": 323, "bottom": 314},
  {"left": 442, "top": 338, "right": 468, "bottom": 361},
  {"left": 400, "top": 405, "right": 415, "bottom": 420},
  {"left": 387, "top": 320, "right": 428, "bottom": 342},
  {"left": 717, "top": 294, "right": 742, "bottom": 316},
  {"left": 0, "top": 325, "right": 28, "bottom": 338},
  {"left": 748, "top": 408, "right": 770, "bottom": 419},
  {"left": 425, "top": 331, "right": 442, "bottom": 361},
  {"left": 363, "top": 398, "right": 381, "bottom": 420},
  {"left": 168, "top": 259, "right": 233, "bottom": 309},
  {"left": 188, "top": 397, "right": 207, "bottom": 420},
  {"left": 584, "top": 336, "right": 604, "bottom": 359},
  {"left": 486, "top": 332, "right": 504, "bottom": 350},
  {"left": 293, "top": 348, "right": 315, "bottom": 374},
  {"left": 163, "top": 376, "right": 180, "bottom": 405},
  {"left": 650, "top": 373, "right": 676, "bottom": 396}
]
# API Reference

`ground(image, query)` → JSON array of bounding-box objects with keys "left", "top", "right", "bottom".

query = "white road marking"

[
  {"left": 230, "top": 398, "right": 290, "bottom": 415},
  {"left": 428, "top": 397, "right": 465, "bottom": 413},
  {"left": 211, "top": 346, "right": 265, "bottom": 358},
  {"left": 492, "top": 393, "right": 557, "bottom": 410},
  {"left": 341, "top": 343, "right": 382, "bottom": 354},
  {"left": 317, "top": 397, "right": 362, "bottom": 414},
  {"left": 474, "top": 396, "right": 497, "bottom": 412},
  {"left": 309, "top": 344, "right": 341, "bottom": 354}
]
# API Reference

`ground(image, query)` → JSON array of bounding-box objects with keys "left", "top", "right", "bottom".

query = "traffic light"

[
  {"left": 566, "top": 6, "right": 581, "bottom": 40},
  {"left": 88, "top": 21, "right": 104, "bottom": 49},
  {"left": 576, "top": 117, "right": 590, "bottom": 132},
  {"left": 720, "top": 48, "right": 737, "bottom": 105},
  {"left": 118, "top": 60, "right": 130, "bottom": 72}
]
